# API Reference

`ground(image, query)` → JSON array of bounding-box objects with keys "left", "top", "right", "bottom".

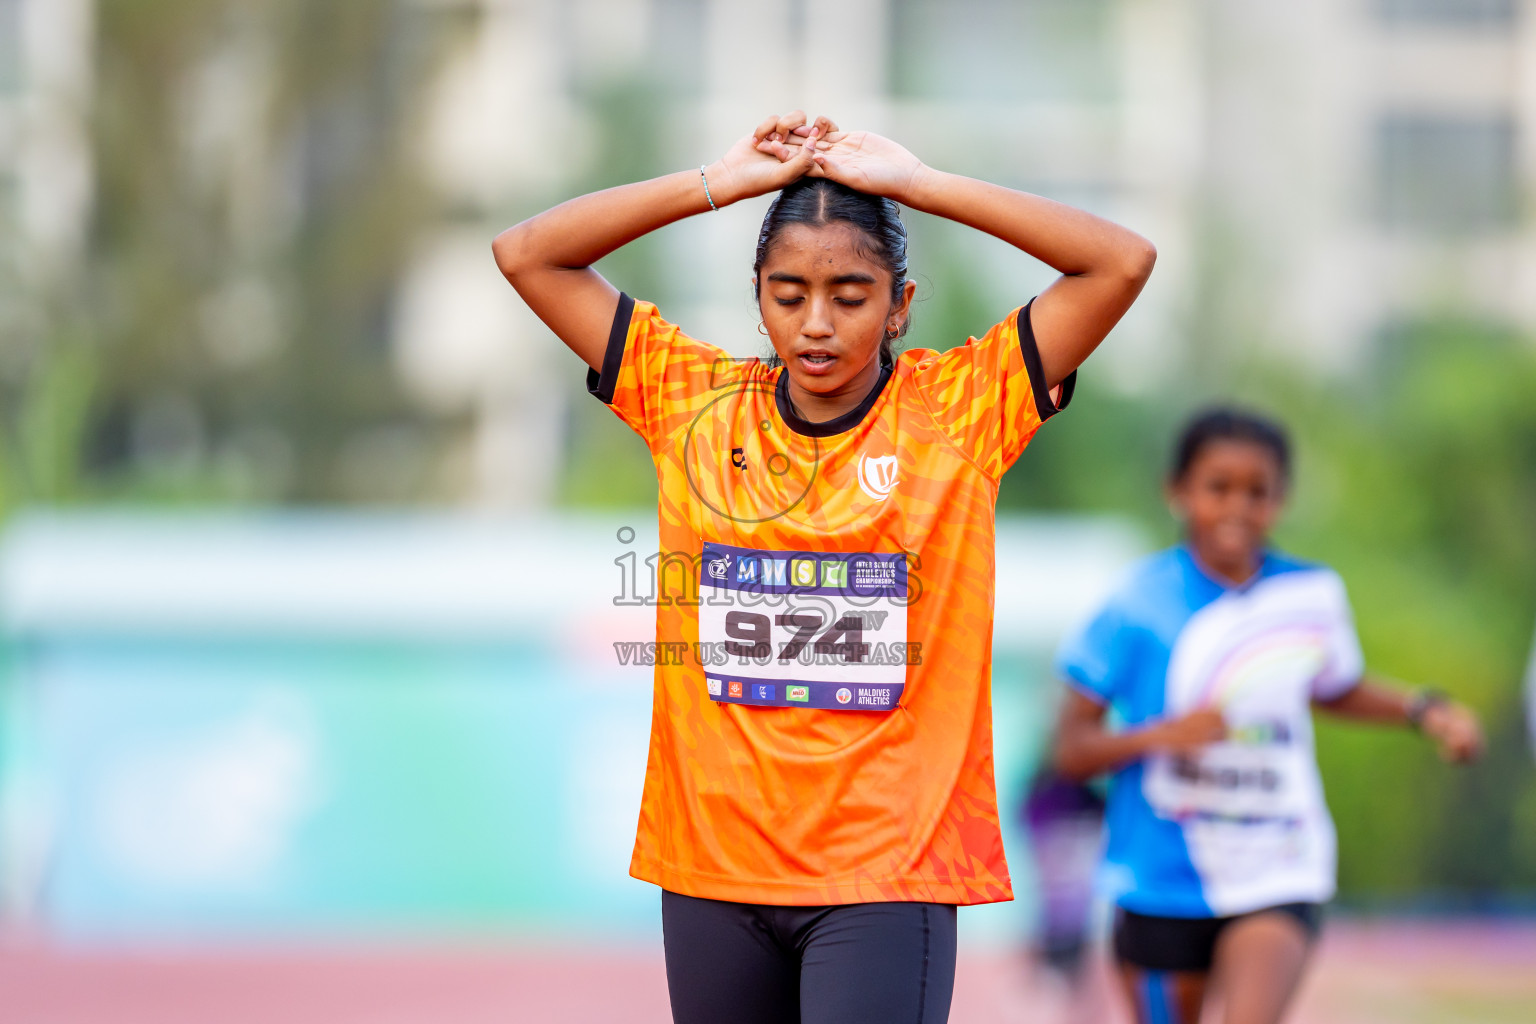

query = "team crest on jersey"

[{"left": 857, "top": 453, "right": 898, "bottom": 501}]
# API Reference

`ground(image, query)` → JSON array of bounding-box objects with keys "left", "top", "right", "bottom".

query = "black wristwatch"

[{"left": 1405, "top": 688, "right": 1448, "bottom": 732}]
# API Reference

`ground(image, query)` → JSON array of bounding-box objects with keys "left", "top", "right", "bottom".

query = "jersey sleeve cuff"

[
  {"left": 1017, "top": 299, "right": 1076, "bottom": 421},
  {"left": 586, "top": 292, "right": 635, "bottom": 405},
  {"left": 1061, "top": 672, "right": 1111, "bottom": 706},
  {"left": 1312, "top": 672, "right": 1364, "bottom": 703}
]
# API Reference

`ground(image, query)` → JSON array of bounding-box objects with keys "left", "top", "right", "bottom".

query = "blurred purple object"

[{"left": 1022, "top": 771, "right": 1106, "bottom": 977}]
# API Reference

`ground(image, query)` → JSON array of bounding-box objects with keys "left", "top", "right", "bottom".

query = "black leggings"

[{"left": 661, "top": 890, "right": 958, "bottom": 1024}]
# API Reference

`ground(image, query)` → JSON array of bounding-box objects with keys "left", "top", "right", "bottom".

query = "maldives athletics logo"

[{"left": 857, "top": 452, "right": 898, "bottom": 501}]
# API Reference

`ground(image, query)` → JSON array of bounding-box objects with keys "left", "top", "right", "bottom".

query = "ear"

[
  {"left": 890, "top": 279, "right": 917, "bottom": 330},
  {"left": 1164, "top": 479, "right": 1187, "bottom": 521}
]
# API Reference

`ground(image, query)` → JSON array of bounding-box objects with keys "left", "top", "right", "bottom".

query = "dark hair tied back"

[
  {"left": 1170, "top": 407, "right": 1292, "bottom": 484},
  {"left": 753, "top": 178, "right": 910, "bottom": 362}
]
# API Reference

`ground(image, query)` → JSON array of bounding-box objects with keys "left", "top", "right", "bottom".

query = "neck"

[
  {"left": 785, "top": 354, "right": 885, "bottom": 425},
  {"left": 1187, "top": 542, "right": 1262, "bottom": 588}
]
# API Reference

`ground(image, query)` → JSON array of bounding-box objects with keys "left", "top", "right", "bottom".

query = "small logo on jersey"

[
  {"left": 787, "top": 685, "right": 810, "bottom": 703},
  {"left": 728, "top": 681, "right": 743, "bottom": 698},
  {"left": 858, "top": 453, "right": 899, "bottom": 501},
  {"left": 856, "top": 687, "right": 893, "bottom": 707},
  {"left": 759, "top": 558, "right": 787, "bottom": 586},
  {"left": 790, "top": 558, "right": 817, "bottom": 587},
  {"left": 707, "top": 557, "right": 729, "bottom": 580},
  {"left": 734, "top": 557, "right": 759, "bottom": 583},
  {"left": 752, "top": 683, "right": 776, "bottom": 701},
  {"left": 835, "top": 687, "right": 853, "bottom": 705},
  {"left": 730, "top": 446, "right": 746, "bottom": 470},
  {"left": 707, "top": 677, "right": 722, "bottom": 696}
]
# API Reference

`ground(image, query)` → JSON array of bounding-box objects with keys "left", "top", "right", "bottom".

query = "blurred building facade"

[
  {"left": 401, "top": 0, "right": 1196, "bottom": 503},
  {"left": 0, "top": 0, "right": 93, "bottom": 357},
  {"left": 403, "top": 0, "right": 1536, "bottom": 504},
  {"left": 2, "top": 1, "right": 1534, "bottom": 505},
  {"left": 1198, "top": 0, "right": 1536, "bottom": 368}
]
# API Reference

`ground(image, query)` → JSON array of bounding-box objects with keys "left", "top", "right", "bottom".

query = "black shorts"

[
  {"left": 1113, "top": 903, "right": 1323, "bottom": 973},
  {"left": 661, "top": 890, "right": 958, "bottom": 1024}
]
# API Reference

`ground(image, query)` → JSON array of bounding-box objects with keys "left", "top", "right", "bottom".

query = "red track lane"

[{"left": 2, "top": 920, "right": 1533, "bottom": 1024}]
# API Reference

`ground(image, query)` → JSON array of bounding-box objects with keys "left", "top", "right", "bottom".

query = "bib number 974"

[{"left": 723, "top": 610, "right": 870, "bottom": 663}]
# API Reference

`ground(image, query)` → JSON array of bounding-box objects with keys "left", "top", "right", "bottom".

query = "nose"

[
  {"left": 1232, "top": 491, "right": 1263, "bottom": 517},
  {"left": 802, "top": 295, "right": 834, "bottom": 339}
]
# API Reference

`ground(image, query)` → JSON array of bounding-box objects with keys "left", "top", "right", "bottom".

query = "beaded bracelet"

[{"left": 699, "top": 165, "right": 718, "bottom": 212}]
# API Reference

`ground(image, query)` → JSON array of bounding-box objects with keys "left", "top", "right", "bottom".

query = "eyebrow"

[{"left": 765, "top": 271, "right": 879, "bottom": 286}]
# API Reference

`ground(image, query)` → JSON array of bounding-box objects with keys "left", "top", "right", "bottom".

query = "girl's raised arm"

[
  {"left": 800, "top": 122, "right": 1157, "bottom": 389},
  {"left": 493, "top": 112, "right": 820, "bottom": 371}
]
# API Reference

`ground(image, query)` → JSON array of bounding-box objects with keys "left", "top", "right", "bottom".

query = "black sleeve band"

[
  {"left": 586, "top": 292, "right": 635, "bottom": 405},
  {"left": 1016, "top": 298, "right": 1075, "bottom": 421}
]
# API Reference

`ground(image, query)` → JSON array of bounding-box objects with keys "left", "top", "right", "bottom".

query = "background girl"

[
  {"left": 493, "top": 112, "right": 1155, "bottom": 1023},
  {"left": 1052, "top": 407, "right": 1483, "bottom": 1024}
]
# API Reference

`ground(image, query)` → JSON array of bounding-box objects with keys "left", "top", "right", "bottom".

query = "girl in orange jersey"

[{"left": 494, "top": 111, "right": 1155, "bottom": 1024}]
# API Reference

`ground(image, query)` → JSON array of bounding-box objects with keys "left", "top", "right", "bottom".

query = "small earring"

[
  {"left": 886, "top": 324, "right": 899, "bottom": 338},
  {"left": 757, "top": 321, "right": 769, "bottom": 336}
]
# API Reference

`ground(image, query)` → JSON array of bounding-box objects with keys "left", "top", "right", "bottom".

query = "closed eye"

[
  {"left": 774, "top": 297, "right": 804, "bottom": 306},
  {"left": 834, "top": 297, "right": 866, "bottom": 306}
]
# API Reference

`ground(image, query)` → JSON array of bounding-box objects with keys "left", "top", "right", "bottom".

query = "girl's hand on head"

[
  {"left": 788, "top": 119, "right": 927, "bottom": 202},
  {"left": 707, "top": 111, "right": 820, "bottom": 206},
  {"left": 1421, "top": 701, "right": 1484, "bottom": 764}
]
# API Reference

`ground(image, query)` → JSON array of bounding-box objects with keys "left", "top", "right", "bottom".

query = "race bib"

[
  {"left": 1143, "top": 737, "right": 1319, "bottom": 885},
  {"left": 698, "top": 542, "right": 911, "bottom": 710},
  {"left": 1143, "top": 733, "right": 1309, "bottom": 822}
]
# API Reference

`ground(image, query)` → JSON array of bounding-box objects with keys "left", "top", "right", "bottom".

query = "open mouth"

[
  {"left": 796, "top": 351, "right": 836, "bottom": 374},
  {"left": 1213, "top": 520, "right": 1258, "bottom": 544}
]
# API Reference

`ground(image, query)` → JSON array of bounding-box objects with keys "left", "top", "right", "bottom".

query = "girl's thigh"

[
  {"left": 797, "top": 901, "right": 957, "bottom": 1024},
  {"left": 1209, "top": 910, "right": 1315, "bottom": 1024},
  {"left": 661, "top": 891, "right": 799, "bottom": 1024}
]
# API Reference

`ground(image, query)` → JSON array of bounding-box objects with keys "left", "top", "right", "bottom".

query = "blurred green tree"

[
  {"left": 555, "top": 77, "right": 675, "bottom": 509},
  {"left": 0, "top": 0, "right": 461, "bottom": 508}
]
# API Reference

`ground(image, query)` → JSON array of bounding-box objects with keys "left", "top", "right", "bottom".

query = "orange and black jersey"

[{"left": 589, "top": 293, "right": 1072, "bottom": 906}]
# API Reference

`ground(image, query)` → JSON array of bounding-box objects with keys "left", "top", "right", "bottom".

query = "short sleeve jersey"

[
  {"left": 1055, "top": 547, "right": 1366, "bottom": 917},
  {"left": 590, "top": 293, "right": 1071, "bottom": 906}
]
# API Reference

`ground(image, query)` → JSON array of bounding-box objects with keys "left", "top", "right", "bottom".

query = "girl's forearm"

[
  {"left": 1313, "top": 677, "right": 1413, "bottom": 724},
  {"left": 1055, "top": 722, "right": 1165, "bottom": 781},
  {"left": 901, "top": 168, "right": 1154, "bottom": 280},
  {"left": 1315, "top": 677, "right": 1483, "bottom": 762},
  {"left": 494, "top": 168, "right": 713, "bottom": 276}
]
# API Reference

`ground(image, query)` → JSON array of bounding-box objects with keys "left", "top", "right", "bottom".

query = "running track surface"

[{"left": 3, "top": 920, "right": 1532, "bottom": 1023}]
